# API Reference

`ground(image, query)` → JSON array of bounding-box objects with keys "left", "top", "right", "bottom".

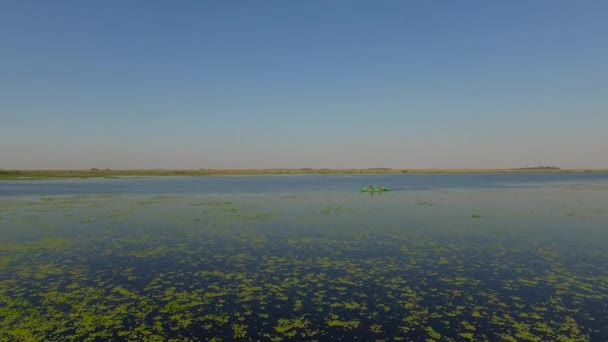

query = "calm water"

[
  {"left": 1, "top": 174, "right": 608, "bottom": 341},
  {"left": 3, "top": 172, "right": 608, "bottom": 196}
]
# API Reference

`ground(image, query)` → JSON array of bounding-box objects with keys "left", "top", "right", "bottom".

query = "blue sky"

[{"left": 1, "top": 1, "right": 607, "bottom": 169}]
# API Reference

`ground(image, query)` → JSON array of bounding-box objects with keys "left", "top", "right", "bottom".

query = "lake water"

[{"left": 1, "top": 174, "right": 608, "bottom": 341}]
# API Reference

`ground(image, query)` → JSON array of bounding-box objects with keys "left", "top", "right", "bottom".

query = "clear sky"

[{"left": 1, "top": 1, "right": 607, "bottom": 169}]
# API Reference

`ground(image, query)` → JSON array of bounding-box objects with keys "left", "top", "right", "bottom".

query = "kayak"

[{"left": 360, "top": 187, "right": 391, "bottom": 192}]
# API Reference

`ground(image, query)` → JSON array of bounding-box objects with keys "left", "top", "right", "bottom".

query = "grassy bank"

[{"left": 1, "top": 168, "right": 607, "bottom": 180}]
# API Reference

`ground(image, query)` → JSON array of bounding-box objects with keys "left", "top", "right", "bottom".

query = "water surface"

[{"left": 1, "top": 174, "right": 607, "bottom": 341}]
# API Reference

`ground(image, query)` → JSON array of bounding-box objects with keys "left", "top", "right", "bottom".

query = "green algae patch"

[
  {"left": 128, "top": 245, "right": 169, "bottom": 258},
  {"left": 326, "top": 316, "right": 360, "bottom": 329},
  {"left": 0, "top": 237, "right": 74, "bottom": 252},
  {"left": 425, "top": 326, "right": 441, "bottom": 339}
]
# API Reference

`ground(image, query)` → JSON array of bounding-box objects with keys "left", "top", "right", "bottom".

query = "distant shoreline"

[{"left": 1, "top": 168, "right": 607, "bottom": 180}]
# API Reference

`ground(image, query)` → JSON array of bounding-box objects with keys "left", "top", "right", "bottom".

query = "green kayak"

[{"left": 360, "top": 187, "right": 392, "bottom": 192}]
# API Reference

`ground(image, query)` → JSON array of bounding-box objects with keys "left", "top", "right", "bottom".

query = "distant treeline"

[{"left": 3, "top": 167, "right": 607, "bottom": 180}]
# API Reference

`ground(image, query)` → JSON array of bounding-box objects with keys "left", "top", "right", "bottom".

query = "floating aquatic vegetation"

[
  {"left": 416, "top": 201, "right": 435, "bottom": 206},
  {"left": 0, "top": 189, "right": 607, "bottom": 340}
]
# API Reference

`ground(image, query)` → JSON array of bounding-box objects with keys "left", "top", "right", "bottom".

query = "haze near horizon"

[{"left": 1, "top": 1, "right": 607, "bottom": 170}]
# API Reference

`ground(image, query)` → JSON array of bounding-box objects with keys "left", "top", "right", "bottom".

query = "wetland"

[{"left": 1, "top": 174, "right": 607, "bottom": 341}]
